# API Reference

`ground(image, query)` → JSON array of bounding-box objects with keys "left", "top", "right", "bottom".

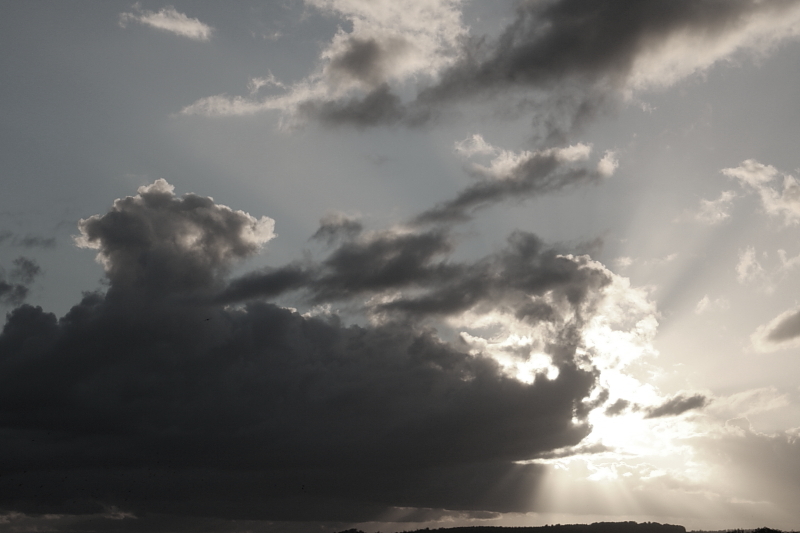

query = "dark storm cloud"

[
  {"left": 0, "top": 301, "right": 589, "bottom": 520},
  {"left": 413, "top": 150, "right": 601, "bottom": 225},
  {"left": 0, "top": 256, "right": 41, "bottom": 307},
  {"left": 644, "top": 393, "right": 708, "bottom": 418},
  {"left": 0, "top": 181, "right": 610, "bottom": 523}
]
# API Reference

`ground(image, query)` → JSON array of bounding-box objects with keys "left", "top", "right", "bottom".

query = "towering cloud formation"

[
  {"left": 74, "top": 179, "right": 274, "bottom": 300},
  {"left": 0, "top": 180, "right": 658, "bottom": 523}
]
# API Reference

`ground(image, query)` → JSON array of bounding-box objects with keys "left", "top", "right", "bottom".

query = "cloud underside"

[
  {"left": 183, "top": 0, "right": 800, "bottom": 137},
  {"left": 0, "top": 179, "right": 641, "bottom": 521}
]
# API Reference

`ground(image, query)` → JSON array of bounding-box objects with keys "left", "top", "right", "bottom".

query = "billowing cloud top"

[{"left": 74, "top": 179, "right": 274, "bottom": 297}]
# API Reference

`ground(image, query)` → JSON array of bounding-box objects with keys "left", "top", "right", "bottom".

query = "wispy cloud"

[
  {"left": 119, "top": 4, "right": 213, "bottom": 41},
  {"left": 724, "top": 159, "right": 800, "bottom": 225},
  {"left": 694, "top": 190, "right": 738, "bottom": 224},
  {"left": 694, "top": 294, "right": 730, "bottom": 315},
  {"left": 0, "top": 256, "right": 42, "bottom": 307},
  {"left": 736, "top": 246, "right": 768, "bottom": 286}
]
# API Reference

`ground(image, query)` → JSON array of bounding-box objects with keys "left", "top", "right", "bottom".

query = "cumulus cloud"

[
  {"left": 724, "top": 159, "right": 800, "bottom": 224},
  {"left": 0, "top": 256, "right": 41, "bottom": 307},
  {"left": 597, "top": 150, "right": 619, "bottom": 177},
  {"left": 119, "top": 4, "right": 213, "bottom": 41},
  {"left": 0, "top": 180, "right": 662, "bottom": 523},
  {"left": 74, "top": 179, "right": 275, "bottom": 298}
]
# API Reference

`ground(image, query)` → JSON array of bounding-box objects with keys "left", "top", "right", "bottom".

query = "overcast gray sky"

[{"left": 3, "top": 1, "right": 800, "bottom": 531}]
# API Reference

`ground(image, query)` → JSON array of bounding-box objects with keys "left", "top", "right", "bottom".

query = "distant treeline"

[
  {"left": 337, "top": 520, "right": 687, "bottom": 533},
  {"left": 337, "top": 523, "right": 797, "bottom": 533}
]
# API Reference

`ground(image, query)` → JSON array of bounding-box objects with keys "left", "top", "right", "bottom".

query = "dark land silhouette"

[{"left": 336, "top": 523, "right": 796, "bottom": 533}]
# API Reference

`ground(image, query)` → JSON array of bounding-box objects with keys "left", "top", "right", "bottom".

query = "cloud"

[
  {"left": 597, "top": 150, "right": 619, "bottom": 178},
  {"left": 414, "top": 139, "right": 603, "bottom": 225},
  {"left": 0, "top": 231, "right": 56, "bottom": 249},
  {"left": 73, "top": 179, "right": 275, "bottom": 298},
  {"left": 751, "top": 305, "right": 800, "bottom": 352},
  {"left": 614, "top": 256, "right": 633, "bottom": 269},
  {"left": 694, "top": 190, "right": 737, "bottom": 224},
  {"left": 724, "top": 159, "right": 800, "bottom": 224},
  {"left": 0, "top": 256, "right": 41, "bottom": 307},
  {"left": 247, "top": 72, "right": 285, "bottom": 95},
  {"left": 297, "top": 83, "right": 413, "bottom": 128},
  {"left": 604, "top": 398, "right": 630, "bottom": 416},
  {"left": 644, "top": 393, "right": 708, "bottom": 418},
  {"left": 423, "top": 0, "right": 800, "bottom": 101},
  {"left": 311, "top": 212, "right": 364, "bottom": 245},
  {"left": 182, "top": 0, "right": 466, "bottom": 126},
  {"left": 694, "top": 294, "right": 729, "bottom": 315},
  {"left": 0, "top": 180, "right": 662, "bottom": 523},
  {"left": 0, "top": 180, "right": 628, "bottom": 522},
  {"left": 181, "top": 0, "right": 800, "bottom": 138},
  {"left": 711, "top": 387, "right": 789, "bottom": 417},
  {"left": 119, "top": 4, "right": 213, "bottom": 41},
  {"left": 736, "top": 245, "right": 767, "bottom": 285}
]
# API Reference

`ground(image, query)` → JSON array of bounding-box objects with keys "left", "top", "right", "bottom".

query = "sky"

[{"left": 2, "top": 1, "right": 800, "bottom": 532}]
